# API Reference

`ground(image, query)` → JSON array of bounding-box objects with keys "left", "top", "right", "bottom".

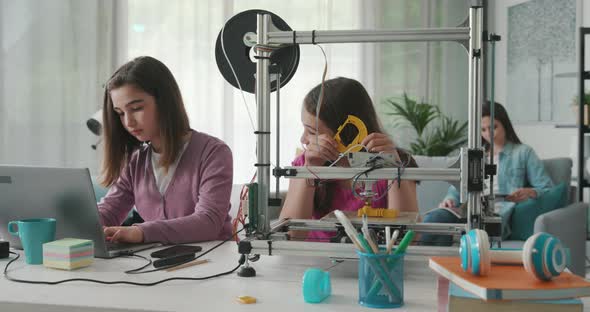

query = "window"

[
  {"left": 0, "top": 0, "right": 473, "bottom": 182},
  {"left": 126, "top": 0, "right": 472, "bottom": 188},
  {"left": 0, "top": 0, "right": 114, "bottom": 173}
]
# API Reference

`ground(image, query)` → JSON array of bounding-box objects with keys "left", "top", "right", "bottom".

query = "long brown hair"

[
  {"left": 304, "top": 77, "right": 385, "bottom": 215},
  {"left": 482, "top": 101, "right": 521, "bottom": 151},
  {"left": 101, "top": 56, "right": 190, "bottom": 186}
]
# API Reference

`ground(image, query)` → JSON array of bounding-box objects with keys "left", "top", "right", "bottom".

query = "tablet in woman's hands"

[{"left": 493, "top": 193, "right": 509, "bottom": 201}]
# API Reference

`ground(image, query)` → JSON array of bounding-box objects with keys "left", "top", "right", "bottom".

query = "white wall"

[
  {"left": 489, "top": 0, "right": 588, "bottom": 164},
  {"left": 514, "top": 125, "right": 576, "bottom": 158}
]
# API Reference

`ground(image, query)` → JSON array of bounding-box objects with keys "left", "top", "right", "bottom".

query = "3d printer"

[{"left": 215, "top": 1, "right": 503, "bottom": 275}]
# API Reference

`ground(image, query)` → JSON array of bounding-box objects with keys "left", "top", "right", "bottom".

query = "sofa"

[{"left": 415, "top": 156, "right": 587, "bottom": 276}]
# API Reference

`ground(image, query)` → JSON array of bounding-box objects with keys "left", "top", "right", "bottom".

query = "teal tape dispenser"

[{"left": 302, "top": 268, "right": 331, "bottom": 303}]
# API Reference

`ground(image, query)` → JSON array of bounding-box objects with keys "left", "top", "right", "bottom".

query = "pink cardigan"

[{"left": 98, "top": 130, "right": 233, "bottom": 244}]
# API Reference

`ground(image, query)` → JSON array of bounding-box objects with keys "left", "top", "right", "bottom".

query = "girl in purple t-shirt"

[{"left": 280, "top": 77, "right": 418, "bottom": 241}]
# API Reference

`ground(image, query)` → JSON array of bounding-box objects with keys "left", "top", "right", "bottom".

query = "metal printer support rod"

[{"left": 222, "top": 1, "right": 489, "bottom": 259}]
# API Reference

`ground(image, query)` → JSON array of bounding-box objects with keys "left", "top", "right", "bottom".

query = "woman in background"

[{"left": 423, "top": 102, "right": 553, "bottom": 245}]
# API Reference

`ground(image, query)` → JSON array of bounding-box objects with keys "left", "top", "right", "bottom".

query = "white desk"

[{"left": 0, "top": 241, "right": 588, "bottom": 311}]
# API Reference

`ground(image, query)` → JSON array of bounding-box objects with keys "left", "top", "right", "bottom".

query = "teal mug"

[{"left": 8, "top": 218, "right": 56, "bottom": 264}]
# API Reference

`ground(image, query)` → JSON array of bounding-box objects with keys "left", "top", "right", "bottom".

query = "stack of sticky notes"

[{"left": 42, "top": 238, "right": 94, "bottom": 270}]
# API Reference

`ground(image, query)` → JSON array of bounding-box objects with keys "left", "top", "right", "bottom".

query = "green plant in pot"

[
  {"left": 382, "top": 93, "right": 467, "bottom": 156},
  {"left": 571, "top": 90, "right": 590, "bottom": 125}
]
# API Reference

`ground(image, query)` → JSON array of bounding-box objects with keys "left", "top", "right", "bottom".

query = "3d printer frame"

[{"left": 235, "top": 0, "right": 500, "bottom": 259}]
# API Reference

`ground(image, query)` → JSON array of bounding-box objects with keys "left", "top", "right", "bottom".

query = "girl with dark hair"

[
  {"left": 423, "top": 102, "right": 553, "bottom": 245},
  {"left": 98, "top": 56, "right": 233, "bottom": 244},
  {"left": 279, "top": 77, "right": 418, "bottom": 241}
]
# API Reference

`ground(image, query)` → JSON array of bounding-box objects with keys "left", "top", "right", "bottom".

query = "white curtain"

[
  {"left": 0, "top": 0, "right": 115, "bottom": 175},
  {"left": 126, "top": 0, "right": 375, "bottom": 189},
  {"left": 0, "top": 0, "right": 469, "bottom": 188}
]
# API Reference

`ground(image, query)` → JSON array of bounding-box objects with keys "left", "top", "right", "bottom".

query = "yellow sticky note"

[{"left": 237, "top": 296, "right": 257, "bottom": 304}]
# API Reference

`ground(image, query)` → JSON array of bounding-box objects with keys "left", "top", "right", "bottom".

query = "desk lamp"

[{"left": 87, "top": 109, "right": 102, "bottom": 149}]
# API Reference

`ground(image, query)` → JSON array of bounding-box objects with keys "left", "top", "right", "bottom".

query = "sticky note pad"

[{"left": 43, "top": 238, "right": 94, "bottom": 270}]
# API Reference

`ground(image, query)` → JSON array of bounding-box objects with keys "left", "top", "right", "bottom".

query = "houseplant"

[
  {"left": 381, "top": 93, "right": 468, "bottom": 156},
  {"left": 571, "top": 90, "right": 590, "bottom": 125}
]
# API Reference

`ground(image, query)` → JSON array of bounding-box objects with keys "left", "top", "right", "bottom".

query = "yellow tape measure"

[{"left": 334, "top": 115, "right": 368, "bottom": 153}]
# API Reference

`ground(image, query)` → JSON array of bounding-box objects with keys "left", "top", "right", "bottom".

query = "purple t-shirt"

[{"left": 292, "top": 154, "right": 388, "bottom": 241}]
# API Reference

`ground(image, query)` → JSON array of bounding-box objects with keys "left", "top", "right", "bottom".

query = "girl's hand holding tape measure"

[
  {"left": 303, "top": 134, "right": 340, "bottom": 166},
  {"left": 361, "top": 133, "right": 398, "bottom": 156}
]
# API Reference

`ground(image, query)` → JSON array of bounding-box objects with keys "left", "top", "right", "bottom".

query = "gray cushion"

[
  {"left": 542, "top": 158, "right": 572, "bottom": 186},
  {"left": 542, "top": 158, "right": 574, "bottom": 203}
]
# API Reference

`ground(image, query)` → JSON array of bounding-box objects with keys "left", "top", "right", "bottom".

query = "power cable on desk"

[
  {"left": 3, "top": 227, "right": 247, "bottom": 286},
  {"left": 124, "top": 227, "right": 246, "bottom": 274}
]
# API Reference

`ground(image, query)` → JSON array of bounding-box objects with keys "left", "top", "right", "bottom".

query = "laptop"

[{"left": 0, "top": 165, "right": 159, "bottom": 258}]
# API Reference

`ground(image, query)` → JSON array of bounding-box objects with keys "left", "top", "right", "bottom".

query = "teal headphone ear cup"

[
  {"left": 523, "top": 232, "right": 566, "bottom": 281},
  {"left": 460, "top": 233, "right": 471, "bottom": 272},
  {"left": 469, "top": 230, "right": 481, "bottom": 275},
  {"left": 460, "top": 229, "right": 490, "bottom": 276},
  {"left": 548, "top": 237, "right": 567, "bottom": 275},
  {"left": 475, "top": 229, "right": 491, "bottom": 276}
]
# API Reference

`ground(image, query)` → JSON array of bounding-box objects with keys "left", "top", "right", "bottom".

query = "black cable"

[
  {"left": 322, "top": 259, "right": 344, "bottom": 271},
  {"left": 351, "top": 148, "right": 410, "bottom": 202},
  {"left": 351, "top": 163, "right": 382, "bottom": 201},
  {"left": 4, "top": 252, "right": 244, "bottom": 286},
  {"left": 4, "top": 227, "right": 247, "bottom": 286},
  {"left": 125, "top": 227, "right": 246, "bottom": 274},
  {"left": 122, "top": 253, "right": 153, "bottom": 274}
]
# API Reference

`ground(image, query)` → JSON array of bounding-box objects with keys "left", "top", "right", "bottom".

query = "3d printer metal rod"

[
  {"left": 271, "top": 219, "right": 466, "bottom": 235},
  {"left": 256, "top": 14, "right": 271, "bottom": 234},
  {"left": 281, "top": 166, "right": 460, "bottom": 182},
  {"left": 466, "top": 5, "right": 484, "bottom": 230},
  {"left": 247, "top": 239, "right": 459, "bottom": 258},
  {"left": 266, "top": 28, "right": 469, "bottom": 44}
]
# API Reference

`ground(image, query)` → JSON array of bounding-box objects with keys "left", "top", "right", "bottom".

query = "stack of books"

[{"left": 429, "top": 256, "right": 589, "bottom": 312}]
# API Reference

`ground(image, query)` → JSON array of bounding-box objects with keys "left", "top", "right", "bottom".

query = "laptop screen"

[{"left": 0, "top": 166, "right": 111, "bottom": 257}]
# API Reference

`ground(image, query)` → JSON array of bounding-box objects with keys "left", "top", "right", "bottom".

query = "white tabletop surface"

[{"left": 0, "top": 241, "right": 588, "bottom": 312}]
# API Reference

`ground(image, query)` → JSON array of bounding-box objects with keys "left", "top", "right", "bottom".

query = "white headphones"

[{"left": 460, "top": 229, "right": 568, "bottom": 281}]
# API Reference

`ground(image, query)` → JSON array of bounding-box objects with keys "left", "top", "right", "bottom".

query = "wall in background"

[{"left": 489, "top": 0, "right": 588, "bottom": 172}]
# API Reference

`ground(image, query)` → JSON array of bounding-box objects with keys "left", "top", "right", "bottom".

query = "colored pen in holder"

[
  {"left": 357, "top": 249, "right": 405, "bottom": 308},
  {"left": 333, "top": 210, "right": 405, "bottom": 308},
  {"left": 366, "top": 230, "right": 415, "bottom": 298},
  {"left": 356, "top": 235, "right": 401, "bottom": 300}
]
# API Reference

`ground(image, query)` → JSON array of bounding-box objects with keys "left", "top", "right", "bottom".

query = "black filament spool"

[{"left": 215, "top": 9, "right": 300, "bottom": 94}]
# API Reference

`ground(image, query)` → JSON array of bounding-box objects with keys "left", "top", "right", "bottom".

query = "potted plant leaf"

[{"left": 382, "top": 93, "right": 467, "bottom": 157}]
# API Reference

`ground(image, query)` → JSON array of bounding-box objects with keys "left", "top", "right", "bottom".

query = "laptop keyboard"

[{"left": 105, "top": 241, "right": 135, "bottom": 251}]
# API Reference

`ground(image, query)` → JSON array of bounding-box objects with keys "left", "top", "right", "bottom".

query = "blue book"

[{"left": 448, "top": 282, "right": 583, "bottom": 312}]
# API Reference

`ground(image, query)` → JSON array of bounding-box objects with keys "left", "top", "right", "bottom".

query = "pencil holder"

[{"left": 357, "top": 250, "right": 404, "bottom": 309}]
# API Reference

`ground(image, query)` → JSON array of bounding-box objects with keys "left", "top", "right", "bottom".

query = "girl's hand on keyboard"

[{"left": 104, "top": 225, "right": 144, "bottom": 243}]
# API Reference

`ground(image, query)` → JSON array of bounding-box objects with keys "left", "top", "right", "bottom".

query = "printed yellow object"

[
  {"left": 334, "top": 115, "right": 368, "bottom": 153},
  {"left": 357, "top": 205, "right": 398, "bottom": 218},
  {"left": 237, "top": 296, "right": 257, "bottom": 304}
]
